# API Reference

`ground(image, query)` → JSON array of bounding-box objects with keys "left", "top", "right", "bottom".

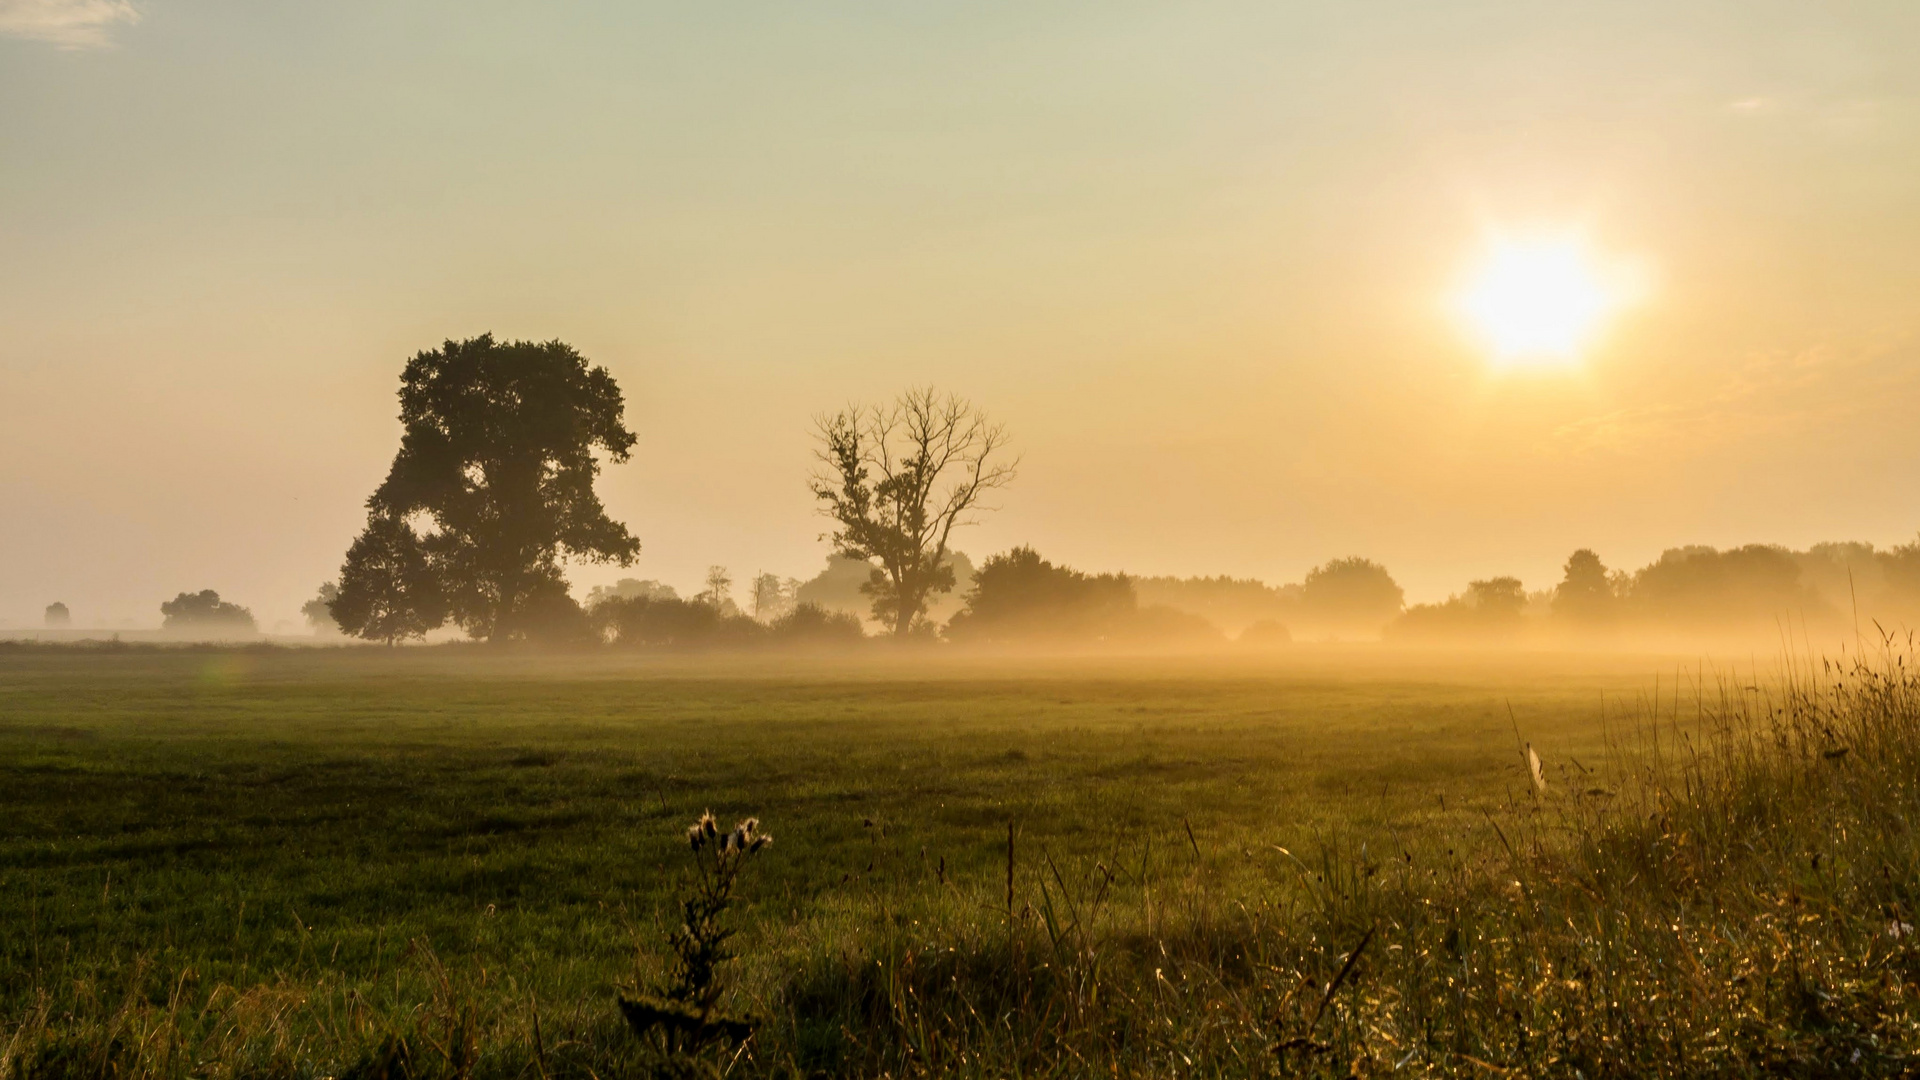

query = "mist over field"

[{"left": 9, "top": 3, "right": 1920, "bottom": 1077}]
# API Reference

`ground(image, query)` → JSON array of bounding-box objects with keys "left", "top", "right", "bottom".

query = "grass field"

[{"left": 3, "top": 643, "right": 1914, "bottom": 1077}]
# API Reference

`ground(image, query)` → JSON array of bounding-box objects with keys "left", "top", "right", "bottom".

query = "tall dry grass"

[{"left": 760, "top": 641, "right": 1920, "bottom": 1076}]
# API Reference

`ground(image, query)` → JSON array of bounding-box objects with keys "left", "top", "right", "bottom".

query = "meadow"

[{"left": 2, "top": 643, "right": 1914, "bottom": 1077}]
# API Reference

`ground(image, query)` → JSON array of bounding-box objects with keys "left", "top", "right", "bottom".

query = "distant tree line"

[
  {"left": 594, "top": 594, "right": 864, "bottom": 649},
  {"left": 248, "top": 331, "right": 1920, "bottom": 652},
  {"left": 1382, "top": 542, "right": 1920, "bottom": 645}
]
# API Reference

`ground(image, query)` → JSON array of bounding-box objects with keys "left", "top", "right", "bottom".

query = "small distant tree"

[
  {"left": 1552, "top": 549, "right": 1615, "bottom": 624},
  {"left": 767, "top": 602, "right": 865, "bottom": 645},
  {"left": 1881, "top": 538, "right": 1920, "bottom": 618},
  {"left": 601, "top": 596, "right": 765, "bottom": 649},
  {"left": 701, "top": 566, "right": 734, "bottom": 612},
  {"left": 586, "top": 579, "right": 679, "bottom": 608},
  {"left": 1466, "top": 577, "right": 1527, "bottom": 616},
  {"left": 749, "top": 572, "right": 799, "bottom": 621},
  {"left": 301, "top": 582, "right": 341, "bottom": 634},
  {"left": 946, "top": 546, "right": 1134, "bottom": 642},
  {"left": 44, "top": 602, "right": 70, "bottom": 628},
  {"left": 1298, "top": 557, "right": 1404, "bottom": 637},
  {"left": 1133, "top": 575, "right": 1291, "bottom": 637},
  {"left": 341, "top": 334, "right": 641, "bottom": 642},
  {"left": 331, "top": 515, "right": 446, "bottom": 645},
  {"left": 1391, "top": 576, "right": 1528, "bottom": 642},
  {"left": 946, "top": 546, "right": 1217, "bottom": 645},
  {"left": 811, "top": 388, "right": 1017, "bottom": 637},
  {"left": 1626, "top": 544, "right": 1818, "bottom": 633},
  {"left": 161, "top": 590, "right": 257, "bottom": 635}
]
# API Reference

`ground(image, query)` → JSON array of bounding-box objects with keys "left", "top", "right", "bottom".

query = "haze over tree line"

[
  {"left": 73, "top": 334, "right": 1864, "bottom": 652},
  {"left": 12, "top": 339, "right": 1916, "bottom": 649},
  {"left": 17, "top": 331, "right": 1907, "bottom": 649}
]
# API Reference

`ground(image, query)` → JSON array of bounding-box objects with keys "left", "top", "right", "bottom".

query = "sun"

[{"left": 1456, "top": 234, "right": 1634, "bottom": 370}]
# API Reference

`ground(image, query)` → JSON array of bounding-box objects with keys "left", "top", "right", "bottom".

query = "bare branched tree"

[
  {"left": 701, "top": 566, "right": 734, "bottom": 612},
  {"left": 750, "top": 572, "right": 799, "bottom": 621},
  {"left": 811, "top": 388, "right": 1017, "bottom": 637}
]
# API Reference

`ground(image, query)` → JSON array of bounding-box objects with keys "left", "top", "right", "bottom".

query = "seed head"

[{"left": 688, "top": 810, "right": 720, "bottom": 851}]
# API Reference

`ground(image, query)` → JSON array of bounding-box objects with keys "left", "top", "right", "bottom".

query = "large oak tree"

[{"left": 332, "top": 335, "right": 639, "bottom": 642}]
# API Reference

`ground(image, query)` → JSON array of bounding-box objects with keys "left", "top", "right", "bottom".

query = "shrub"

[
  {"left": 1388, "top": 576, "right": 1528, "bottom": 641},
  {"left": 947, "top": 547, "right": 1220, "bottom": 645},
  {"left": 598, "top": 595, "right": 765, "bottom": 649},
  {"left": 159, "top": 590, "right": 256, "bottom": 635},
  {"left": 1297, "top": 556, "right": 1404, "bottom": 637},
  {"left": 766, "top": 602, "right": 865, "bottom": 646},
  {"left": 1238, "top": 618, "right": 1292, "bottom": 646}
]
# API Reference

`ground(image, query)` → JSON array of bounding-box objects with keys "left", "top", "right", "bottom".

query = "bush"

[
  {"left": 159, "top": 590, "right": 256, "bottom": 636},
  {"left": 1238, "top": 618, "right": 1291, "bottom": 646},
  {"left": 1388, "top": 577, "right": 1528, "bottom": 642},
  {"left": 1625, "top": 543, "right": 1827, "bottom": 635},
  {"left": 511, "top": 583, "right": 599, "bottom": 645},
  {"left": 598, "top": 595, "right": 766, "bottom": 649},
  {"left": 1297, "top": 556, "right": 1404, "bottom": 637},
  {"left": 946, "top": 547, "right": 1220, "bottom": 645},
  {"left": 766, "top": 602, "right": 864, "bottom": 647}
]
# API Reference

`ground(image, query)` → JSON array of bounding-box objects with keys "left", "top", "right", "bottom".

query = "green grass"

[{"left": 2, "top": 643, "right": 1913, "bottom": 1077}]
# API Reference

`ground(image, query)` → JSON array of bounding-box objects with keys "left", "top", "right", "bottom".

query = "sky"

[{"left": 3, "top": 1, "right": 1920, "bottom": 630}]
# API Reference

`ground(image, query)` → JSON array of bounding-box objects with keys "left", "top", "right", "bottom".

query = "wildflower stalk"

[{"left": 619, "top": 811, "right": 772, "bottom": 1056}]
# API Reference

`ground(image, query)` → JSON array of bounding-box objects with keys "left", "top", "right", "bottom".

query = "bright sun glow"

[{"left": 1457, "top": 235, "right": 1634, "bottom": 370}]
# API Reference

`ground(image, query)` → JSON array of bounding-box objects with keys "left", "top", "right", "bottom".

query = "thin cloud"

[
  {"left": 0, "top": 0, "right": 140, "bottom": 48},
  {"left": 1547, "top": 339, "right": 1920, "bottom": 458}
]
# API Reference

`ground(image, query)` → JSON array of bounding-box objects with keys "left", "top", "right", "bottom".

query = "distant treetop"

[{"left": 160, "top": 590, "right": 256, "bottom": 635}]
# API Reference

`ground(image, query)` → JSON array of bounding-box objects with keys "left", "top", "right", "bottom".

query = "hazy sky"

[{"left": 4, "top": 1, "right": 1919, "bottom": 629}]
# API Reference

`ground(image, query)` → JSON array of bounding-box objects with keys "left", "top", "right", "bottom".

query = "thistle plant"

[{"left": 620, "top": 812, "right": 772, "bottom": 1056}]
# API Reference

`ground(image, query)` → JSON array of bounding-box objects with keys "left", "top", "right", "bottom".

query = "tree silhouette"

[
  {"left": 701, "top": 566, "right": 734, "bottom": 612},
  {"left": 331, "top": 516, "right": 446, "bottom": 645},
  {"left": 1391, "top": 576, "right": 1526, "bottom": 641},
  {"left": 585, "top": 578, "right": 679, "bottom": 608},
  {"left": 1551, "top": 549, "right": 1615, "bottom": 624},
  {"left": 1465, "top": 577, "right": 1527, "bottom": 624},
  {"left": 160, "top": 590, "right": 256, "bottom": 634},
  {"left": 1298, "top": 557, "right": 1404, "bottom": 637},
  {"left": 43, "top": 602, "right": 70, "bottom": 628},
  {"left": 341, "top": 335, "right": 640, "bottom": 642},
  {"left": 811, "top": 388, "right": 1017, "bottom": 637},
  {"left": 750, "top": 572, "right": 799, "bottom": 620},
  {"left": 945, "top": 546, "right": 1133, "bottom": 642},
  {"left": 301, "top": 582, "right": 341, "bottom": 634}
]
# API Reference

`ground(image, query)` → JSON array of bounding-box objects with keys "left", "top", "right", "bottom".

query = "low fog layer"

[{"left": 19, "top": 536, "right": 1915, "bottom": 656}]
